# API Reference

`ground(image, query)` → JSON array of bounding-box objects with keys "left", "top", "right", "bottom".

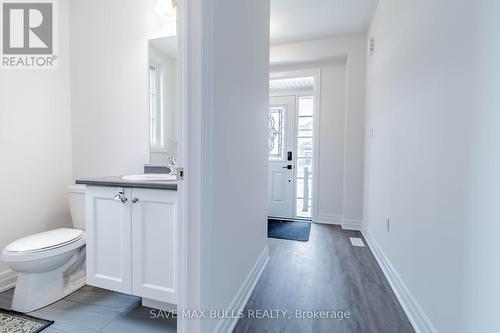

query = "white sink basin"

[{"left": 122, "top": 174, "right": 176, "bottom": 181}]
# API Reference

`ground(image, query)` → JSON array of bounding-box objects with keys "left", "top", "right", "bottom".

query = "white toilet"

[{"left": 1, "top": 185, "right": 87, "bottom": 313}]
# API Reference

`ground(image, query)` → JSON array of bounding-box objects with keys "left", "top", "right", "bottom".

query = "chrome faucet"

[{"left": 166, "top": 157, "right": 177, "bottom": 174}]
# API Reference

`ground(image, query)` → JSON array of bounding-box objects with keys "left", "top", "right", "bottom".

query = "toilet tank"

[{"left": 67, "top": 185, "right": 86, "bottom": 230}]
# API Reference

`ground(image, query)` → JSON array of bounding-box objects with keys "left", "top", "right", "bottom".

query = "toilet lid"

[{"left": 5, "top": 228, "right": 84, "bottom": 253}]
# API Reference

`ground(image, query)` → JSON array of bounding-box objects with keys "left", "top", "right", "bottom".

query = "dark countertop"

[{"left": 76, "top": 176, "right": 177, "bottom": 190}]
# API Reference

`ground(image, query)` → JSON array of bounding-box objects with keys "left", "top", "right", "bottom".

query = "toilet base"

[{"left": 11, "top": 246, "right": 86, "bottom": 313}]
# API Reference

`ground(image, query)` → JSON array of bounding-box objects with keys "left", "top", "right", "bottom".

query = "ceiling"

[{"left": 270, "top": 0, "right": 379, "bottom": 45}]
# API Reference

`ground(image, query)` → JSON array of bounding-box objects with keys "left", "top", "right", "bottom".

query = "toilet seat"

[
  {"left": 5, "top": 228, "right": 84, "bottom": 253},
  {"left": 2, "top": 228, "right": 86, "bottom": 263}
]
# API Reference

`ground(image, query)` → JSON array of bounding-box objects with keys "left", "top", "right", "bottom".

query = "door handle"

[{"left": 282, "top": 165, "right": 293, "bottom": 170}]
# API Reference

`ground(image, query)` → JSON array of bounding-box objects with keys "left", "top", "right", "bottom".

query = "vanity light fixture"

[{"left": 154, "top": 0, "right": 177, "bottom": 17}]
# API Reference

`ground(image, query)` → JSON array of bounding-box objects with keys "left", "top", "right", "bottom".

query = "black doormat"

[
  {"left": 0, "top": 308, "right": 54, "bottom": 333},
  {"left": 268, "top": 219, "right": 311, "bottom": 242}
]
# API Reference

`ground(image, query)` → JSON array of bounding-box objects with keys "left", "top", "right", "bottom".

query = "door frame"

[
  {"left": 269, "top": 68, "right": 321, "bottom": 221},
  {"left": 176, "top": 0, "right": 215, "bottom": 332},
  {"left": 176, "top": 1, "right": 191, "bottom": 332},
  {"left": 146, "top": 11, "right": 191, "bottom": 332}
]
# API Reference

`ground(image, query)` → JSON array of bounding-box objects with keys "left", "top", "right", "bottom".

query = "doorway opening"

[{"left": 267, "top": 72, "right": 319, "bottom": 221}]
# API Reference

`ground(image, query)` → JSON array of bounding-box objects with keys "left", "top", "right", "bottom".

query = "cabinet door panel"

[
  {"left": 86, "top": 187, "right": 132, "bottom": 294},
  {"left": 131, "top": 188, "right": 177, "bottom": 304}
]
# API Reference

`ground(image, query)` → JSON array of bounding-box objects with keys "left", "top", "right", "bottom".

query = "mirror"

[{"left": 148, "top": 36, "right": 177, "bottom": 167}]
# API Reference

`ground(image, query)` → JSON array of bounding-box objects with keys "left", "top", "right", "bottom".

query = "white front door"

[{"left": 268, "top": 96, "right": 296, "bottom": 218}]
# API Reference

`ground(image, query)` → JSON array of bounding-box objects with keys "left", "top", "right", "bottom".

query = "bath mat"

[
  {"left": 268, "top": 219, "right": 311, "bottom": 242},
  {"left": 0, "top": 308, "right": 54, "bottom": 333}
]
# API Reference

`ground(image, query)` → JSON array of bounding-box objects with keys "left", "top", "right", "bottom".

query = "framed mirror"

[{"left": 148, "top": 36, "right": 177, "bottom": 168}]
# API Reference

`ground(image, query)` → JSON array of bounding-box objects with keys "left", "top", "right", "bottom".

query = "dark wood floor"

[{"left": 233, "top": 223, "right": 414, "bottom": 333}]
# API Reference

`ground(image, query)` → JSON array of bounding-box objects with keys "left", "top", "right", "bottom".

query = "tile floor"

[{"left": 0, "top": 285, "right": 176, "bottom": 333}]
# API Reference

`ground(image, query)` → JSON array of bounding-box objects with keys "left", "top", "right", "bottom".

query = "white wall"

[
  {"left": 0, "top": 0, "right": 72, "bottom": 285},
  {"left": 463, "top": 2, "right": 500, "bottom": 331},
  {"left": 270, "top": 35, "right": 366, "bottom": 227},
  {"left": 317, "top": 64, "right": 348, "bottom": 221},
  {"left": 183, "top": 0, "right": 270, "bottom": 331},
  {"left": 364, "top": 0, "right": 500, "bottom": 332},
  {"left": 69, "top": 0, "right": 168, "bottom": 178}
]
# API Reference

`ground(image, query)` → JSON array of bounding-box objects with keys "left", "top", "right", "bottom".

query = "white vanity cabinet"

[{"left": 85, "top": 186, "right": 177, "bottom": 304}]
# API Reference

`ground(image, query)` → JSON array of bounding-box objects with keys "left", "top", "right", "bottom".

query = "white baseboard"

[
  {"left": 340, "top": 219, "right": 362, "bottom": 231},
  {"left": 214, "top": 246, "right": 270, "bottom": 333},
  {"left": 362, "top": 228, "right": 437, "bottom": 333},
  {"left": 142, "top": 298, "right": 177, "bottom": 312},
  {"left": 0, "top": 269, "right": 16, "bottom": 293},
  {"left": 314, "top": 214, "right": 362, "bottom": 231},
  {"left": 315, "top": 214, "right": 343, "bottom": 225}
]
